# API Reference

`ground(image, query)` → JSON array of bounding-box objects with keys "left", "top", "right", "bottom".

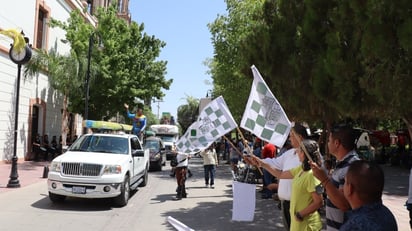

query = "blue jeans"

[
  {"left": 263, "top": 169, "right": 274, "bottom": 197},
  {"left": 204, "top": 165, "right": 216, "bottom": 185}
]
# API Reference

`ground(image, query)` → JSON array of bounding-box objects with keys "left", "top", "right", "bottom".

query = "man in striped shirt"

[{"left": 310, "top": 124, "right": 359, "bottom": 231}]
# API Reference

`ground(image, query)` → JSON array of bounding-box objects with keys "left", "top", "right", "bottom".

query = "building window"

[{"left": 36, "top": 7, "right": 47, "bottom": 49}]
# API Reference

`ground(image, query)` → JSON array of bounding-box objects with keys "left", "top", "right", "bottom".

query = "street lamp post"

[
  {"left": 7, "top": 64, "right": 23, "bottom": 188},
  {"left": 153, "top": 98, "right": 163, "bottom": 120},
  {"left": 83, "top": 32, "right": 103, "bottom": 134},
  {"left": 7, "top": 40, "right": 32, "bottom": 188},
  {"left": 83, "top": 34, "right": 93, "bottom": 134}
]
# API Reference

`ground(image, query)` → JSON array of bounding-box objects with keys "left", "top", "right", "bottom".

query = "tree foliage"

[
  {"left": 49, "top": 5, "right": 172, "bottom": 120},
  {"left": 209, "top": 0, "right": 412, "bottom": 133},
  {"left": 24, "top": 41, "right": 81, "bottom": 145},
  {"left": 177, "top": 96, "right": 200, "bottom": 134}
]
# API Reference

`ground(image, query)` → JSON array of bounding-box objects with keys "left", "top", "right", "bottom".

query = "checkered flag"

[
  {"left": 240, "top": 65, "right": 291, "bottom": 147},
  {"left": 176, "top": 96, "right": 237, "bottom": 154}
]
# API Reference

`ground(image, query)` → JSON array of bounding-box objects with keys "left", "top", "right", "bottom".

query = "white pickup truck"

[{"left": 47, "top": 133, "right": 149, "bottom": 207}]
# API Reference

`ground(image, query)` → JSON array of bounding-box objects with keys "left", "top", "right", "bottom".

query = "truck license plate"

[{"left": 72, "top": 186, "right": 86, "bottom": 194}]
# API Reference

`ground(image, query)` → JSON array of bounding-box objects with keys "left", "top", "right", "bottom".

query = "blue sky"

[{"left": 129, "top": 0, "right": 227, "bottom": 119}]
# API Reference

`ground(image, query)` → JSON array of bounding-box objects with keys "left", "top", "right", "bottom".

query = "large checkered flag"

[
  {"left": 176, "top": 96, "right": 237, "bottom": 154},
  {"left": 240, "top": 65, "right": 292, "bottom": 147}
]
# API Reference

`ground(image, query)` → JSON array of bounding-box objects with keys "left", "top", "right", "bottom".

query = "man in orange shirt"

[{"left": 261, "top": 141, "right": 277, "bottom": 199}]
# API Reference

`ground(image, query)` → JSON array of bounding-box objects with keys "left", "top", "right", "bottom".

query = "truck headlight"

[
  {"left": 50, "top": 161, "right": 61, "bottom": 172},
  {"left": 103, "top": 165, "right": 122, "bottom": 174}
]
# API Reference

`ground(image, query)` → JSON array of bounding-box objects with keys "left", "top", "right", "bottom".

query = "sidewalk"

[
  {"left": 380, "top": 163, "right": 410, "bottom": 231},
  {"left": 0, "top": 160, "right": 48, "bottom": 193}
]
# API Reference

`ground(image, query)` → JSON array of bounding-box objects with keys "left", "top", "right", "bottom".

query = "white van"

[{"left": 149, "top": 124, "right": 179, "bottom": 160}]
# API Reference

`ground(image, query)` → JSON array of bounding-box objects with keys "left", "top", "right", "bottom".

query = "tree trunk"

[
  {"left": 61, "top": 94, "right": 68, "bottom": 147},
  {"left": 402, "top": 116, "right": 412, "bottom": 145}
]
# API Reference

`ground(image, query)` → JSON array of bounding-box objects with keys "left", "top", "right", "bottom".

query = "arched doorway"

[{"left": 28, "top": 98, "right": 46, "bottom": 160}]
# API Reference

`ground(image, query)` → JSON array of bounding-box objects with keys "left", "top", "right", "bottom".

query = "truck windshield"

[
  {"left": 158, "top": 134, "right": 176, "bottom": 143},
  {"left": 69, "top": 135, "right": 129, "bottom": 154}
]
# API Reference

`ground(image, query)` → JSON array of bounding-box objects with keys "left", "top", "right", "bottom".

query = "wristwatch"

[{"left": 295, "top": 212, "right": 304, "bottom": 221}]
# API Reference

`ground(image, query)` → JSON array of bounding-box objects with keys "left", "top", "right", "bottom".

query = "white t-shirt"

[
  {"left": 176, "top": 152, "right": 189, "bottom": 167},
  {"left": 262, "top": 148, "right": 300, "bottom": 200}
]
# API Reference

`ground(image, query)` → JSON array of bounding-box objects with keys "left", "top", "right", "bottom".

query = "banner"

[
  {"left": 240, "top": 65, "right": 291, "bottom": 147},
  {"left": 232, "top": 181, "right": 256, "bottom": 221},
  {"left": 176, "top": 96, "right": 237, "bottom": 154}
]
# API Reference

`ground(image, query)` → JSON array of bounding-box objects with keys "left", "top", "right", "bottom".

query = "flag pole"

[
  {"left": 236, "top": 127, "right": 263, "bottom": 175},
  {"left": 222, "top": 136, "right": 243, "bottom": 157},
  {"left": 291, "top": 130, "right": 313, "bottom": 163}
]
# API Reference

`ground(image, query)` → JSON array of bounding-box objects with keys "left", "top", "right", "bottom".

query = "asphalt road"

[{"left": 0, "top": 157, "right": 409, "bottom": 231}]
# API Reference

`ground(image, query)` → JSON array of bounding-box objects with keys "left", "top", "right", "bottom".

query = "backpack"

[
  {"left": 170, "top": 156, "right": 186, "bottom": 167},
  {"left": 170, "top": 156, "right": 178, "bottom": 167}
]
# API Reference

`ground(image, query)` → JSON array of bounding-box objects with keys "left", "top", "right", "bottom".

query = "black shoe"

[
  {"left": 188, "top": 172, "right": 193, "bottom": 177},
  {"left": 174, "top": 196, "right": 182, "bottom": 201}
]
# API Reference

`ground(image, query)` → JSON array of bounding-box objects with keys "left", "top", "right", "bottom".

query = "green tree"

[
  {"left": 177, "top": 96, "right": 200, "bottom": 134},
  {"left": 24, "top": 44, "right": 80, "bottom": 146},
  {"left": 88, "top": 6, "right": 172, "bottom": 119},
  {"left": 25, "top": 4, "right": 173, "bottom": 140},
  {"left": 208, "top": 0, "right": 265, "bottom": 122},
  {"left": 209, "top": 0, "right": 412, "bottom": 137},
  {"left": 49, "top": 6, "right": 172, "bottom": 120}
]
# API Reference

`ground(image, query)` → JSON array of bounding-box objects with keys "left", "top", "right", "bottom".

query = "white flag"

[
  {"left": 240, "top": 65, "right": 291, "bottom": 147},
  {"left": 232, "top": 181, "right": 256, "bottom": 221},
  {"left": 176, "top": 96, "right": 237, "bottom": 154}
]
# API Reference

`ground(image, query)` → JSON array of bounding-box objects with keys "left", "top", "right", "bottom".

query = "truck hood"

[
  {"left": 163, "top": 142, "right": 174, "bottom": 146},
  {"left": 53, "top": 151, "right": 129, "bottom": 165}
]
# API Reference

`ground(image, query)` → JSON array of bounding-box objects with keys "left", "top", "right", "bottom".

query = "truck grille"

[{"left": 61, "top": 162, "right": 103, "bottom": 176}]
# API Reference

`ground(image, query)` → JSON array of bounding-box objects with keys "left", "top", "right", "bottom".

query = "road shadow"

[
  {"left": 30, "top": 190, "right": 139, "bottom": 211},
  {"left": 382, "top": 164, "right": 410, "bottom": 197},
  {"left": 161, "top": 195, "right": 285, "bottom": 231}
]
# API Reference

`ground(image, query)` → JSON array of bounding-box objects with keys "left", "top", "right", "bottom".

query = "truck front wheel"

[
  {"left": 49, "top": 192, "right": 66, "bottom": 203},
  {"left": 139, "top": 167, "right": 149, "bottom": 187},
  {"left": 114, "top": 175, "right": 130, "bottom": 207}
]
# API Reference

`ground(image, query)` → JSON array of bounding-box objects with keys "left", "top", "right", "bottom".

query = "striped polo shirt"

[{"left": 326, "top": 150, "right": 359, "bottom": 231}]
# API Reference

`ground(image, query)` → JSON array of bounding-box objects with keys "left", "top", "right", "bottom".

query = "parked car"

[
  {"left": 144, "top": 136, "right": 166, "bottom": 171},
  {"left": 47, "top": 132, "right": 150, "bottom": 207}
]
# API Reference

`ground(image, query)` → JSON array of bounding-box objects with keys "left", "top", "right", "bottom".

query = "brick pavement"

[
  {"left": 0, "top": 159, "right": 410, "bottom": 230},
  {"left": 0, "top": 160, "right": 48, "bottom": 193}
]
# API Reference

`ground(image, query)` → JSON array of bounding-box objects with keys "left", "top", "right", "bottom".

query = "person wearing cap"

[
  {"left": 124, "top": 103, "right": 146, "bottom": 140},
  {"left": 258, "top": 139, "right": 324, "bottom": 231},
  {"left": 245, "top": 123, "right": 309, "bottom": 231},
  {"left": 200, "top": 143, "right": 218, "bottom": 188},
  {"left": 174, "top": 151, "right": 190, "bottom": 200}
]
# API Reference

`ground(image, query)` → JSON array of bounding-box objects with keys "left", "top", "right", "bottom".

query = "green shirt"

[{"left": 289, "top": 166, "right": 322, "bottom": 231}]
